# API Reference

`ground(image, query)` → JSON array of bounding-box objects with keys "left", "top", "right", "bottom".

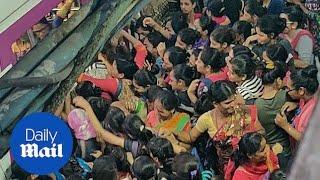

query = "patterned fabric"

[
  {"left": 146, "top": 110, "right": 191, "bottom": 133},
  {"left": 68, "top": 109, "right": 96, "bottom": 140},
  {"left": 212, "top": 106, "right": 257, "bottom": 174}
]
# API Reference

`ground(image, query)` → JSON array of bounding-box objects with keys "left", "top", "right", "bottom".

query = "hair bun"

[
  {"left": 277, "top": 17, "right": 287, "bottom": 33},
  {"left": 303, "top": 65, "right": 318, "bottom": 79}
]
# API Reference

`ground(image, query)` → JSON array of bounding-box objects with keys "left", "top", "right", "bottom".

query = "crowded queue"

[{"left": 15, "top": 0, "right": 320, "bottom": 179}]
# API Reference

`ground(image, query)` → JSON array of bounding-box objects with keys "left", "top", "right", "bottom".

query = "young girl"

[
  {"left": 206, "top": 0, "right": 231, "bottom": 26},
  {"left": 180, "top": 0, "right": 202, "bottom": 27},
  {"left": 169, "top": 64, "right": 199, "bottom": 114},
  {"left": 228, "top": 55, "right": 264, "bottom": 103},
  {"left": 225, "top": 132, "right": 280, "bottom": 180},
  {"left": 210, "top": 27, "right": 236, "bottom": 55},
  {"left": 255, "top": 62, "right": 292, "bottom": 169},
  {"left": 275, "top": 66, "right": 319, "bottom": 147},
  {"left": 187, "top": 48, "right": 229, "bottom": 104}
]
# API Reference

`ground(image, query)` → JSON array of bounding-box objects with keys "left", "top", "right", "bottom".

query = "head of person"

[
  {"left": 206, "top": 0, "right": 226, "bottom": 18},
  {"left": 104, "top": 146, "right": 130, "bottom": 172},
  {"left": 262, "top": 61, "right": 286, "bottom": 89},
  {"left": 228, "top": 54, "right": 256, "bottom": 84},
  {"left": 132, "top": 155, "right": 158, "bottom": 180},
  {"left": 169, "top": 64, "right": 199, "bottom": 91},
  {"left": 87, "top": 97, "right": 110, "bottom": 122},
  {"left": 176, "top": 28, "right": 200, "bottom": 50},
  {"left": 280, "top": 6, "right": 305, "bottom": 34},
  {"left": 75, "top": 81, "right": 102, "bottom": 98},
  {"left": 135, "top": 16, "right": 153, "bottom": 40},
  {"left": 154, "top": 90, "right": 180, "bottom": 120},
  {"left": 233, "top": 132, "right": 268, "bottom": 168},
  {"left": 100, "top": 50, "right": 138, "bottom": 80},
  {"left": 172, "top": 152, "right": 199, "bottom": 180},
  {"left": 210, "top": 27, "right": 236, "bottom": 53},
  {"left": 194, "top": 93, "right": 214, "bottom": 115},
  {"left": 180, "top": 0, "right": 197, "bottom": 15},
  {"left": 189, "top": 48, "right": 201, "bottom": 67},
  {"left": 146, "top": 85, "right": 163, "bottom": 112},
  {"left": 196, "top": 47, "right": 226, "bottom": 75},
  {"left": 144, "top": 31, "right": 165, "bottom": 55},
  {"left": 133, "top": 69, "right": 157, "bottom": 95},
  {"left": 232, "top": 20, "right": 253, "bottom": 44},
  {"left": 241, "top": 0, "right": 267, "bottom": 25},
  {"left": 102, "top": 107, "right": 125, "bottom": 135},
  {"left": 210, "top": 80, "right": 237, "bottom": 115},
  {"left": 256, "top": 15, "right": 286, "bottom": 45},
  {"left": 32, "top": 18, "right": 50, "bottom": 40},
  {"left": 287, "top": 65, "right": 319, "bottom": 100},
  {"left": 223, "top": 0, "right": 244, "bottom": 24},
  {"left": 113, "top": 58, "right": 139, "bottom": 79},
  {"left": 147, "top": 137, "right": 175, "bottom": 166},
  {"left": 122, "top": 114, "right": 154, "bottom": 143},
  {"left": 262, "top": 44, "right": 288, "bottom": 69},
  {"left": 195, "top": 15, "right": 216, "bottom": 39},
  {"left": 228, "top": 44, "right": 254, "bottom": 61},
  {"left": 92, "top": 155, "right": 117, "bottom": 180},
  {"left": 163, "top": 46, "right": 188, "bottom": 71},
  {"left": 166, "top": 12, "right": 189, "bottom": 35}
]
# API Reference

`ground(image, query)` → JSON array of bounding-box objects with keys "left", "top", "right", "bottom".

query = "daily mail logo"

[
  {"left": 10, "top": 113, "right": 73, "bottom": 175},
  {"left": 20, "top": 129, "right": 63, "bottom": 158}
]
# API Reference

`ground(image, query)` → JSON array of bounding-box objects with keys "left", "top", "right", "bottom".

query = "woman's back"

[{"left": 255, "top": 89, "right": 289, "bottom": 146}]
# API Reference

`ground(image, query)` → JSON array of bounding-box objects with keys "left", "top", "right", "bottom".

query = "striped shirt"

[{"left": 237, "top": 76, "right": 264, "bottom": 100}]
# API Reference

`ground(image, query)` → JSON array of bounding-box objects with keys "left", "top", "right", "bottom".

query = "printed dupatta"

[
  {"left": 211, "top": 105, "right": 258, "bottom": 174},
  {"left": 155, "top": 112, "right": 191, "bottom": 133}
]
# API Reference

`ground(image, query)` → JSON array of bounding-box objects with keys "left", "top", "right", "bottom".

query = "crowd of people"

[
  {"left": 12, "top": 0, "right": 320, "bottom": 179},
  {"left": 11, "top": 0, "right": 78, "bottom": 60}
]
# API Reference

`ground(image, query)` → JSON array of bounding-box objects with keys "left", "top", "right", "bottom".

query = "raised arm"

[
  {"left": 143, "top": 17, "right": 172, "bottom": 39},
  {"left": 120, "top": 30, "right": 141, "bottom": 46},
  {"left": 120, "top": 30, "right": 147, "bottom": 69},
  {"left": 187, "top": 79, "right": 200, "bottom": 104}
]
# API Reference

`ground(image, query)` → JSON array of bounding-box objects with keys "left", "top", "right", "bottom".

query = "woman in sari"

[
  {"left": 174, "top": 80, "right": 264, "bottom": 175},
  {"left": 146, "top": 89, "right": 191, "bottom": 134}
]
